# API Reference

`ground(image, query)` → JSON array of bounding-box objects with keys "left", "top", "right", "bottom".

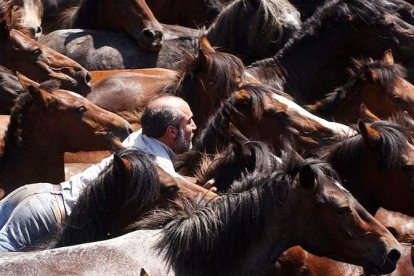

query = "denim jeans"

[{"left": 0, "top": 183, "right": 63, "bottom": 252}]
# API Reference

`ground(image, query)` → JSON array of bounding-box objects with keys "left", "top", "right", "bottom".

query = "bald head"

[{"left": 141, "top": 95, "right": 193, "bottom": 137}]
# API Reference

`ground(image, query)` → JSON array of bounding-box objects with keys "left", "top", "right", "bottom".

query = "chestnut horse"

[
  {"left": 0, "top": 1, "right": 91, "bottom": 95},
  {"left": 321, "top": 116, "right": 414, "bottom": 217},
  {"left": 41, "top": 0, "right": 301, "bottom": 70},
  {"left": 0, "top": 158, "right": 401, "bottom": 275},
  {"left": 0, "top": 81, "right": 132, "bottom": 199},
  {"left": 273, "top": 243, "right": 413, "bottom": 276},
  {"left": 42, "top": 0, "right": 163, "bottom": 52},
  {"left": 307, "top": 51, "right": 414, "bottom": 124},
  {"left": 247, "top": 0, "right": 414, "bottom": 105},
  {"left": 87, "top": 39, "right": 244, "bottom": 129},
  {"left": 189, "top": 83, "right": 354, "bottom": 158}
]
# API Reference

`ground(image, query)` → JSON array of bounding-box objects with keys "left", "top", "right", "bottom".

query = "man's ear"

[{"left": 166, "top": 125, "right": 179, "bottom": 139}]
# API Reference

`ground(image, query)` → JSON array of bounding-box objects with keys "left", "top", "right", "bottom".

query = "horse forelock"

[{"left": 155, "top": 171, "right": 291, "bottom": 275}]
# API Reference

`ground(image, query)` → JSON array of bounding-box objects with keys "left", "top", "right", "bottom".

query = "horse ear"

[
  {"left": 358, "top": 120, "right": 381, "bottom": 147},
  {"left": 15, "top": 72, "right": 40, "bottom": 90},
  {"left": 360, "top": 104, "right": 380, "bottom": 123},
  {"left": 140, "top": 268, "right": 149, "bottom": 276},
  {"left": 199, "top": 36, "right": 215, "bottom": 53},
  {"left": 299, "top": 164, "right": 317, "bottom": 190},
  {"left": 197, "top": 48, "right": 211, "bottom": 69},
  {"left": 26, "top": 83, "right": 56, "bottom": 104},
  {"left": 234, "top": 89, "right": 251, "bottom": 103},
  {"left": 382, "top": 50, "right": 394, "bottom": 65},
  {"left": 366, "top": 68, "right": 379, "bottom": 81},
  {"left": 113, "top": 154, "right": 132, "bottom": 176}
]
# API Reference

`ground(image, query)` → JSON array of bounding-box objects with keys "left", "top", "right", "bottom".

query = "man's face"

[{"left": 174, "top": 102, "right": 197, "bottom": 154}]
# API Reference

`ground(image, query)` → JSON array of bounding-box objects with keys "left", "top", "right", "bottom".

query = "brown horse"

[
  {"left": 273, "top": 242, "right": 413, "bottom": 276},
  {"left": 191, "top": 83, "right": 354, "bottom": 158},
  {"left": 0, "top": 80, "right": 132, "bottom": 199},
  {"left": 42, "top": 0, "right": 163, "bottom": 52},
  {"left": 0, "top": 1, "right": 91, "bottom": 95},
  {"left": 0, "top": 158, "right": 401, "bottom": 275},
  {"left": 146, "top": 0, "right": 223, "bottom": 28},
  {"left": 307, "top": 51, "right": 414, "bottom": 124},
  {"left": 41, "top": 0, "right": 301, "bottom": 70},
  {"left": 0, "top": 66, "right": 25, "bottom": 114},
  {"left": 321, "top": 116, "right": 414, "bottom": 217},
  {"left": 247, "top": 0, "right": 414, "bottom": 105},
  {"left": 87, "top": 39, "right": 245, "bottom": 129}
]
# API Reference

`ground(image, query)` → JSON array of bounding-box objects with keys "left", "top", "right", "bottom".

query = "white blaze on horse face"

[
  {"left": 21, "top": 0, "right": 43, "bottom": 38},
  {"left": 270, "top": 93, "right": 357, "bottom": 137}
]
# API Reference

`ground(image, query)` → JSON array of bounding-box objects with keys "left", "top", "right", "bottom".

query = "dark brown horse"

[
  {"left": 0, "top": 0, "right": 91, "bottom": 95},
  {"left": 320, "top": 116, "right": 414, "bottom": 217},
  {"left": 0, "top": 80, "right": 132, "bottom": 199},
  {"left": 42, "top": 0, "right": 163, "bottom": 52},
  {"left": 0, "top": 66, "right": 25, "bottom": 114},
  {"left": 307, "top": 51, "right": 414, "bottom": 124},
  {"left": 41, "top": 0, "right": 301, "bottom": 70},
  {"left": 247, "top": 0, "right": 414, "bottom": 105},
  {"left": 139, "top": 158, "right": 401, "bottom": 275},
  {"left": 146, "top": 0, "right": 223, "bottom": 28}
]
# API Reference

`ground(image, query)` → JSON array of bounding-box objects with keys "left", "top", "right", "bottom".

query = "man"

[{"left": 0, "top": 95, "right": 199, "bottom": 252}]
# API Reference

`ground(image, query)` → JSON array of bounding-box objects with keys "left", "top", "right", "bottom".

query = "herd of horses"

[{"left": 0, "top": 0, "right": 414, "bottom": 275}]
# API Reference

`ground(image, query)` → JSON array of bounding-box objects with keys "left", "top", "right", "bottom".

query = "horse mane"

[
  {"left": 55, "top": 148, "right": 161, "bottom": 247},
  {"left": 208, "top": 0, "right": 300, "bottom": 63},
  {"left": 0, "top": 90, "right": 34, "bottom": 164},
  {"left": 140, "top": 157, "right": 338, "bottom": 275},
  {"left": 307, "top": 57, "right": 407, "bottom": 116},
  {"left": 195, "top": 140, "right": 281, "bottom": 192},
  {"left": 322, "top": 119, "right": 411, "bottom": 176},
  {"left": 249, "top": 0, "right": 401, "bottom": 69},
  {"left": 163, "top": 48, "right": 245, "bottom": 108},
  {"left": 69, "top": 0, "right": 99, "bottom": 28},
  {"left": 194, "top": 82, "right": 269, "bottom": 153},
  {"left": 0, "top": 0, "right": 10, "bottom": 23}
]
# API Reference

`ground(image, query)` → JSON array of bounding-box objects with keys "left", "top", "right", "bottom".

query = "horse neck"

[
  {"left": 166, "top": 181, "right": 295, "bottom": 275},
  {"left": 70, "top": 0, "right": 100, "bottom": 28},
  {"left": 248, "top": 27, "right": 357, "bottom": 105},
  {"left": 0, "top": 117, "right": 65, "bottom": 192}
]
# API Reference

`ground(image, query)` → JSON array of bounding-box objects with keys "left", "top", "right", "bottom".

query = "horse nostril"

[
  {"left": 36, "top": 26, "right": 42, "bottom": 34},
  {"left": 126, "top": 126, "right": 133, "bottom": 135},
  {"left": 142, "top": 28, "right": 156, "bottom": 39},
  {"left": 84, "top": 72, "right": 92, "bottom": 84},
  {"left": 154, "top": 30, "right": 163, "bottom": 40},
  {"left": 387, "top": 249, "right": 401, "bottom": 264}
]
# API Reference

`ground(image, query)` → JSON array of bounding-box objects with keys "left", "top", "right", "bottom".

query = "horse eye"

[
  {"left": 31, "top": 49, "right": 42, "bottom": 58},
  {"left": 391, "top": 97, "right": 403, "bottom": 105},
  {"left": 337, "top": 206, "right": 353, "bottom": 216},
  {"left": 78, "top": 106, "right": 87, "bottom": 114},
  {"left": 165, "top": 186, "right": 179, "bottom": 197}
]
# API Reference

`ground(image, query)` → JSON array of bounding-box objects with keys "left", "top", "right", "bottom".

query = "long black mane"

[
  {"left": 140, "top": 157, "right": 339, "bottom": 275},
  {"left": 207, "top": 0, "right": 301, "bottom": 64},
  {"left": 55, "top": 148, "right": 160, "bottom": 247}
]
